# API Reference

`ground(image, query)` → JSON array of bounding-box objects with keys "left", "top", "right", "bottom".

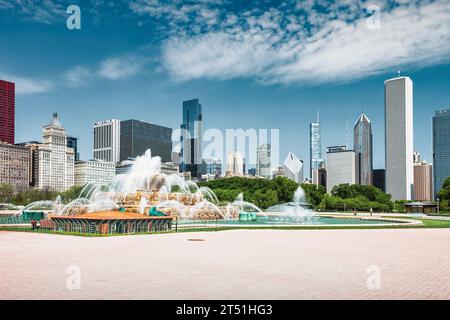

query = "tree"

[
  {"left": 437, "top": 177, "right": 450, "bottom": 200},
  {"left": 198, "top": 176, "right": 299, "bottom": 209},
  {"left": 301, "top": 183, "right": 326, "bottom": 208},
  {"left": 331, "top": 184, "right": 358, "bottom": 199},
  {"left": 440, "top": 200, "right": 449, "bottom": 212},
  {"left": 0, "top": 184, "right": 15, "bottom": 203},
  {"left": 59, "top": 185, "right": 84, "bottom": 203},
  {"left": 443, "top": 177, "right": 450, "bottom": 190}
]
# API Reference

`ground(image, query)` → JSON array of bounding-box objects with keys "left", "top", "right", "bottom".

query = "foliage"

[
  {"left": 301, "top": 183, "right": 326, "bottom": 207},
  {"left": 1, "top": 185, "right": 85, "bottom": 206},
  {"left": 198, "top": 176, "right": 298, "bottom": 209},
  {"left": 393, "top": 200, "right": 407, "bottom": 213},
  {"left": 0, "top": 184, "right": 15, "bottom": 203},
  {"left": 438, "top": 177, "right": 450, "bottom": 199},
  {"left": 12, "top": 187, "right": 59, "bottom": 206},
  {"left": 437, "top": 177, "right": 450, "bottom": 212},
  {"left": 440, "top": 200, "right": 449, "bottom": 212},
  {"left": 198, "top": 178, "right": 396, "bottom": 212},
  {"left": 318, "top": 184, "right": 393, "bottom": 212},
  {"left": 59, "top": 185, "right": 84, "bottom": 203}
]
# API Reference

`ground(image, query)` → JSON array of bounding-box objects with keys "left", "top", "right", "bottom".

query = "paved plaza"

[{"left": 1, "top": 229, "right": 450, "bottom": 300}]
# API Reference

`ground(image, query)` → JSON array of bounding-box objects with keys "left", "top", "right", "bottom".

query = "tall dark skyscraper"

[
  {"left": 373, "top": 169, "right": 386, "bottom": 192},
  {"left": 354, "top": 113, "right": 373, "bottom": 185},
  {"left": 180, "top": 99, "right": 203, "bottom": 178},
  {"left": 433, "top": 109, "right": 450, "bottom": 196},
  {"left": 120, "top": 119, "right": 172, "bottom": 162},
  {"left": 0, "top": 80, "right": 15, "bottom": 144},
  {"left": 67, "top": 136, "right": 80, "bottom": 161}
]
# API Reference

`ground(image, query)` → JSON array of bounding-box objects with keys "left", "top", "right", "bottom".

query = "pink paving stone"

[{"left": 0, "top": 229, "right": 450, "bottom": 300}]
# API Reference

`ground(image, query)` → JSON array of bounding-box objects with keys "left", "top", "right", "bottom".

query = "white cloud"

[
  {"left": 0, "top": 72, "right": 53, "bottom": 95},
  {"left": 62, "top": 66, "right": 93, "bottom": 88},
  {"left": 0, "top": 0, "right": 66, "bottom": 24},
  {"left": 1, "top": 54, "right": 148, "bottom": 95},
  {"left": 158, "top": 0, "right": 450, "bottom": 85},
  {"left": 98, "top": 55, "right": 148, "bottom": 80}
]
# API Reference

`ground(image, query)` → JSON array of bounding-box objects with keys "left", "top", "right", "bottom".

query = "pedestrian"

[
  {"left": 31, "top": 219, "right": 36, "bottom": 230},
  {"left": 370, "top": 208, "right": 373, "bottom": 216}
]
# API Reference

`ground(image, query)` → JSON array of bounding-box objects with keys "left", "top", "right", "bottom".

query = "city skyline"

[
  {"left": 5, "top": 74, "right": 450, "bottom": 177},
  {"left": 1, "top": 1, "right": 449, "bottom": 177}
]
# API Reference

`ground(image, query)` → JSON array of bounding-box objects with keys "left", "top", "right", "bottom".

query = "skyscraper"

[
  {"left": 120, "top": 119, "right": 172, "bottom": 162},
  {"left": 413, "top": 152, "right": 433, "bottom": 201},
  {"left": 93, "top": 119, "right": 121, "bottom": 163},
  {"left": 433, "top": 109, "right": 450, "bottom": 196},
  {"left": 74, "top": 160, "right": 116, "bottom": 187},
  {"left": 354, "top": 113, "right": 373, "bottom": 185},
  {"left": 256, "top": 144, "right": 272, "bottom": 179},
  {"left": 385, "top": 76, "right": 414, "bottom": 201},
  {"left": 0, "top": 80, "right": 15, "bottom": 144},
  {"left": 0, "top": 142, "right": 30, "bottom": 190},
  {"left": 326, "top": 146, "right": 359, "bottom": 194},
  {"left": 283, "top": 152, "right": 304, "bottom": 183},
  {"left": 226, "top": 151, "right": 244, "bottom": 176},
  {"left": 180, "top": 99, "right": 203, "bottom": 178},
  {"left": 310, "top": 117, "right": 323, "bottom": 179},
  {"left": 67, "top": 136, "right": 80, "bottom": 161},
  {"left": 29, "top": 113, "right": 74, "bottom": 192},
  {"left": 373, "top": 169, "right": 385, "bottom": 192},
  {"left": 201, "top": 158, "right": 222, "bottom": 176}
]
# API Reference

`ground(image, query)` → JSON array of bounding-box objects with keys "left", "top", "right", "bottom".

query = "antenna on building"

[{"left": 317, "top": 107, "right": 320, "bottom": 123}]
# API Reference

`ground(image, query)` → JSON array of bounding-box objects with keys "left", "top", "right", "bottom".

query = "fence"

[{"left": 0, "top": 216, "right": 173, "bottom": 236}]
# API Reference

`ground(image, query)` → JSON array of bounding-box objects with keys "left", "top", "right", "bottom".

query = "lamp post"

[{"left": 437, "top": 196, "right": 440, "bottom": 215}]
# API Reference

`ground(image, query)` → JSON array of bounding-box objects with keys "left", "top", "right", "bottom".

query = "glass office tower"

[
  {"left": 180, "top": 99, "right": 203, "bottom": 178},
  {"left": 433, "top": 109, "right": 450, "bottom": 196},
  {"left": 354, "top": 113, "right": 373, "bottom": 185},
  {"left": 120, "top": 119, "right": 172, "bottom": 162}
]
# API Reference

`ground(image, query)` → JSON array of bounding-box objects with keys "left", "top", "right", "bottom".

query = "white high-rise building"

[
  {"left": 256, "top": 144, "right": 271, "bottom": 179},
  {"left": 283, "top": 152, "right": 304, "bottom": 183},
  {"left": 326, "top": 146, "right": 359, "bottom": 194},
  {"left": 385, "top": 76, "right": 414, "bottom": 200},
  {"left": 226, "top": 151, "right": 244, "bottom": 176},
  {"left": 32, "top": 113, "right": 74, "bottom": 192},
  {"left": 310, "top": 116, "right": 323, "bottom": 179},
  {"left": 74, "top": 160, "right": 116, "bottom": 187},
  {"left": 93, "top": 119, "right": 121, "bottom": 163}
]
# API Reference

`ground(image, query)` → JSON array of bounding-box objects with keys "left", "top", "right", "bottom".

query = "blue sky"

[{"left": 1, "top": 0, "right": 450, "bottom": 176}]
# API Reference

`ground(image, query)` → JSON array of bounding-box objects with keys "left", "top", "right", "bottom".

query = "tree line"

[
  {"left": 198, "top": 177, "right": 394, "bottom": 211},
  {"left": 1, "top": 175, "right": 449, "bottom": 213},
  {"left": 0, "top": 184, "right": 83, "bottom": 207}
]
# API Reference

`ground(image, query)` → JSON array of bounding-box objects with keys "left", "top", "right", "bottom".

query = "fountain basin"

[{"left": 239, "top": 212, "right": 258, "bottom": 221}]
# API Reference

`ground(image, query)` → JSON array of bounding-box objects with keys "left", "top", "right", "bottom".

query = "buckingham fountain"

[{"left": 12, "top": 149, "right": 327, "bottom": 234}]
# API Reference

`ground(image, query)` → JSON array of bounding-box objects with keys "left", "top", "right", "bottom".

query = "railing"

[
  {"left": 0, "top": 217, "right": 174, "bottom": 237},
  {"left": 0, "top": 216, "right": 35, "bottom": 225}
]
